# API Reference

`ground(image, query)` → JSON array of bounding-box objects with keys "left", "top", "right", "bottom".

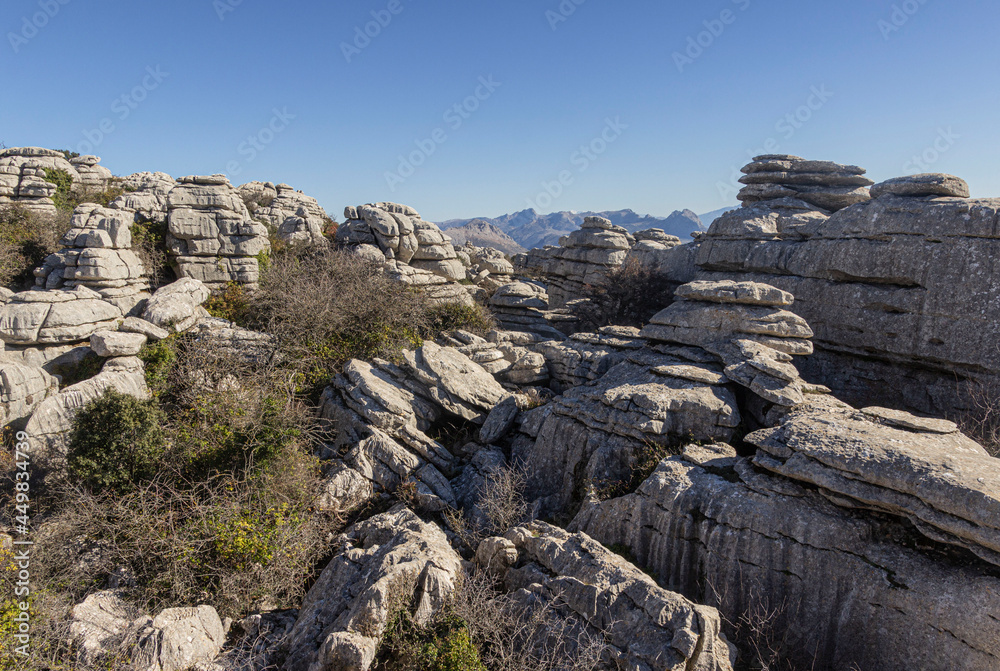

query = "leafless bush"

[
  {"left": 0, "top": 204, "right": 69, "bottom": 290},
  {"left": 571, "top": 257, "right": 679, "bottom": 330},
  {"left": 247, "top": 246, "right": 434, "bottom": 393},
  {"left": 478, "top": 466, "right": 529, "bottom": 537},
  {"left": 449, "top": 569, "right": 609, "bottom": 671},
  {"left": 956, "top": 377, "right": 1000, "bottom": 457}
]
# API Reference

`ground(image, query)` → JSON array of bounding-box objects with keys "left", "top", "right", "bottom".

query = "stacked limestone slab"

[
  {"left": 488, "top": 282, "right": 573, "bottom": 340},
  {"left": 68, "top": 155, "right": 113, "bottom": 192},
  {"left": 461, "top": 243, "right": 515, "bottom": 290},
  {"left": 514, "top": 216, "right": 634, "bottom": 307},
  {"left": 166, "top": 175, "right": 271, "bottom": 289},
  {"left": 110, "top": 171, "right": 177, "bottom": 223},
  {"left": 34, "top": 204, "right": 148, "bottom": 314},
  {"left": 0, "top": 147, "right": 76, "bottom": 216},
  {"left": 338, "top": 202, "right": 464, "bottom": 281},
  {"left": 239, "top": 181, "right": 329, "bottom": 246},
  {"left": 696, "top": 164, "right": 996, "bottom": 416},
  {"left": 738, "top": 154, "right": 873, "bottom": 213}
]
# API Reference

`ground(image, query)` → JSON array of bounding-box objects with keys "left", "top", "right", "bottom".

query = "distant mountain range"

[
  {"left": 697, "top": 206, "right": 739, "bottom": 227},
  {"left": 438, "top": 208, "right": 717, "bottom": 251}
]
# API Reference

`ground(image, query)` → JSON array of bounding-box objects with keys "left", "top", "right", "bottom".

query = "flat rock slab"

[
  {"left": 675, "top": 280, "right": 794, "bottom": 307},
  {"left": 871, "top": 173, "right": 970, "bottom": 199},
  {"left": 91, "top": 330, "right": 147, "bottom": 357},
  {"left": 748, "top": 398, "right": 1000, "bottom": 566}
]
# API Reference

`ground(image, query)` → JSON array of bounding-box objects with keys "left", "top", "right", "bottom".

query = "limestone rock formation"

[
  {"left": 870, "top": 173, "right": 970, "bottom": 199},
  {"left": 488, "top": 282, "right": 572, "bottom": 340},
  {"left": 535, "top": 326, "right": 644, "bottom": 390},
  {"left": 461, "top": 243, "right": 515, "bottom": 290},
  {"left": 0, "top": 285, "right": 122, "bottom": 346},
  {"left": 738, "top": 155, "right": 873, "bottom": 212},
  {"left": 166, "top": 175, "right": 270, "bottom": 288},
  {"left": 383, "top": 260, "right": 474, "bottom": 307},
  {"left": 0, "top": 361, "right": 57, "bottom": 427},
  {"left": 439, "top": 329, "right": 550, "bottom": 387},
  {"left": 572, "top": 443, "right": 1000, "bottom": 671},
  {"left": 0, "top": 147, "right": 78, "bottom": 216},
  {"left": 90, "top": 330, "right": 146, "bottom": 358},
  {"left": 338, "top": 202, "right": 465, "bottom": 281},
  {"left": 695, "top": 168, "right": 999, "bottom": 416},
  {"left": 749, "top": 397, "right": 1000, "bottom": 566},
  {"left": 33, "top": 204, "right": 149, "bottom": 314},
  {"left": 69, "top": 591, "right": 225, "bottom": 671},
  {"left": 515, "top": 216, "right": 634, "bottom": 307},
  {"left": 242, "top": 181, "right": 329, "bottom": 246},
  {"left": 141, "top": 278, "right": 211, "bottom": 333},
  {"left": 487, "top": 522, "right": 735, "bottom": 670},
  {"left": 111, "top": 172, "right": 177, "bottom": 224},
  {"left": 281, "top": 506, "right": 463, "bottom": 671},
  {"left": 69, "top": 155, "right": 113, "bottom": 192}
]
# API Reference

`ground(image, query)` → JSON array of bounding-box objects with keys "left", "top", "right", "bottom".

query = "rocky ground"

[{"left": 1, "top": 148, "right": 998, "bottom": 671}]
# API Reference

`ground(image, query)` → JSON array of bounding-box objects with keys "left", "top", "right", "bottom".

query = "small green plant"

[
  {"left": 42, "top": 168, "right": 74, "bottom": 211},
  {"left": 426, "top": 303, "right": 495, "bottom": 336},
  {"left": 138, "top": 336, "right": 179, "bottom": 396},
  {"left": 67, "top": 388, "right": 167, "bottom": 495},
  {"left": 204, "top": 282, "right": 254, "bottom": 325},
  {"left": 131, "top": 216, "right": 171, "bottom": 288},
  {"left": 375, "top": 609, "right": 486, "bottom": 671}
]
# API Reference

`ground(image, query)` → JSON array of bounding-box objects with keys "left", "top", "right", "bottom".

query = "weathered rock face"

[
  {"left": 535, "top": 326, "right": 644, "bottom": 390},
  {"left": 322, "top": 342, "right": 512, "bottom": 510},
  {"left": 486, "top": 522, "right": 735, "bottom": 671},
  {"left": 166, "top": 175, "right": 270, "bottom": 288},
  {"left": 24, "top": 355, "right": 149, "bottom": 460},
  {"left": 488, "top": 282, "right": 574, "bottom": 340},
  {"left": 338, "top": 202, "right": 465, "bottom": 281},
  {"left": 695, "top": 170, "right": 1000, "bottom": 416},
  {"left": 0, "top": 361, "right": 57, "bottom": 428},
  {"left": 517, "top": 349, "right": 741, "bottom": 515},
  {"left": 572, "top": 443, "right": 1000, "bottom": 671},
  {"left": 33, "top": 204, "right": 149, "bottom": 314},
  {"left": 243, "top": 181, "right": 329, "bottom": 246},
  {"left": 515, "top": 216, "right": 634, "bottom": 307},
  {"left": 281, "top": 506, "right": 463, "bottom": 671},
  {"left": 111, "top": 172, "right": 177, "bottom": 224},
  {"left": 69, "top": 155, "right": 113, "bottom": 192},
  {"left": 141, "top": 278, "right": 211, "bottom": 333},
  {"left": 382, "top": 260, "right": 474, "bottom": 307},
  {"left": 0, "top": 285, "right": 122, "bottom": 346},
  {"left": 461, "top": 242, "right": 515, "bottom": 290},
  {"left": 749, "top": 397, "right": 1000, "bottom": 566},
  {"left": 0, "top": 147, "right": 79, "bottom": 216},
  {"left": 438, "top": 329, "right": 550, "bottom": 387},
  {"left": 738, "top": 154, "right": 873, "bottom": 212},
  {"left": 69, "top": 591, "right": 225, "bottom": 671}
]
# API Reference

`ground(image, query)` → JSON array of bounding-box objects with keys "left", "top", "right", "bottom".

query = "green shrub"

[
  {"left": 138, "top": 336, "right": 179, "bottom": 396},
  {"left": 427, "top": 302, "right": 495, "bottom": 336},
  {"left": 67, "top": 388, "right": 167, "bottom": 495},
  {"left": 131, "top": 216, "right": 172, "bottom": 288},
  {"left": 42, "top": 168, "right": 74, "bottom": 211},
  {"left": 43, "top": 168, "right": 128, "bottom": 213},
  {"left": 375, "top": 610, "right": 486, "bottom": 671},
  {"left": 203, "top": 282, "right": 254, "bottom": 325}
]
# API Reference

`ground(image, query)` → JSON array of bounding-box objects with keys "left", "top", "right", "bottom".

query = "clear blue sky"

[{"left": 2, "top": 0, "right": 997, "bottom": 222}]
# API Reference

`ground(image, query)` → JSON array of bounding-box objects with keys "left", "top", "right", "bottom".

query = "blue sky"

[{"left": 2, "top": 0, "right": 997, "bottom": 222}]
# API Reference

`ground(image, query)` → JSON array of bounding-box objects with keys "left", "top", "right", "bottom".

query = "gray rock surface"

[
  {"left": 0, "top": 361, "right": 57, "bottom": 427},
  {"left": 491, "top": 522, "right": 735, "bottom": 671},
  {"left": 90, "top": 330, "right": 147, "bottom": 357},
  {"left": 166, "top": 175, "right": 270, "bottom": 288},
  {"left": 738, "top": 156, "right": 872, "bottom": 212},
  {"left": 141, "top": 278, "right": 210, "bottom": 332},
  {"left": 871, "top": 173, "right": 970, "bottom": 199},
  {"left": 281, "top": 506, "right": 463, "bottom": 671},
  {"left": 572, "top": 445, "right": 1000, "bottom": 671},
  {"left": 0, "top": 285, "right": 123, "bottom": 346}
]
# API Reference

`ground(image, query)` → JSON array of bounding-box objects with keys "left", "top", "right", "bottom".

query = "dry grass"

[{"left": 956, "top": 377, "right": 1000, "bottom": 457}]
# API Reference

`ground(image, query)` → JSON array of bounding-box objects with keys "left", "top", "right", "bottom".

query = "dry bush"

[
  {"left": 246, "top": 246, "right": 433, "bottom": 394},
  {"left": 131, "top": 216, "right": 172, "bottom": 289},
  {"left": 0, "top": 204, "right": 68, "bottom": 290},
  {"left": 957, "top": 378, "right": 1000, "bottom": 457},
  {"left": 571, "top": 257, "right": 678, "bottom": 330},
  {"left": 445, "top": 465, "right": 528, "bottom": 552}
]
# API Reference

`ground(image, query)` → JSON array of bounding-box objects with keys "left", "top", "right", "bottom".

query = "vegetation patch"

[{"left": 572, "top": 257, "right": 678, "bottom": 330}]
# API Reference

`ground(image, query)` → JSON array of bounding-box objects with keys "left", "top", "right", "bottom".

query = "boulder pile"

[
  {"left": 460, "top": 243, "right": 516, "bottom": 289},
  {"left": 487, "top": 282, "right": 573, "bottom": 340},
  {"left": 515, "top": 216, "right": 634, "bottom": 306},
  {"left": 110, "top": 171, "right": 177, "bottom": 224},
  {"left": 338, "top": 202, "right": 465, "bottom": 281},
  {"left": 68, "top": 155, "right": 113, "bottom": 192},
  {"left": 240, "top": 181, "right": 329, "bottom": 246},
  {"left": 0, "top": 147, "right": 72, "bottom": 216},
  {"left": 166, "top": 175, "right": 271, "bottom": 288},
  {"left": 737, "top": 154, "right": 873, "bottom": 213},
  {"left": 33, "top": 204, "right": 149, "bottom": 314}
]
